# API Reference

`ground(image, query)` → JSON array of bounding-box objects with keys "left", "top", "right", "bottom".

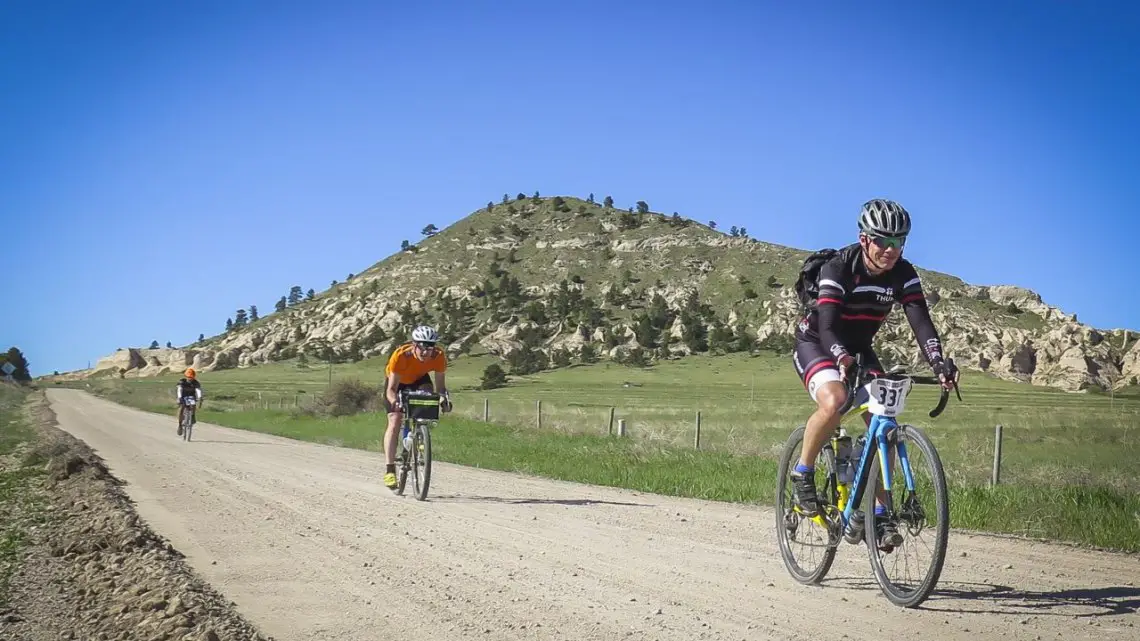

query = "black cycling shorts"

[{"left": 792, "top": 338, "right": 882, "bottom": 400}]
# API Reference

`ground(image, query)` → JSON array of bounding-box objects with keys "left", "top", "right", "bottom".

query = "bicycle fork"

[{"left": 835, "top": 415, "right": 918, "bottom": 543}]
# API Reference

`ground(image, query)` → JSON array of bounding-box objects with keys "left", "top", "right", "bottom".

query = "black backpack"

[{"left": 793, "top": 248, "right": 840, "bottom": 311}]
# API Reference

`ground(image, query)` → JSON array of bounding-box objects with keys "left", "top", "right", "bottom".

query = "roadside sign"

[{"left": 0, "top": 362, "right": 14, "bottom": 375}]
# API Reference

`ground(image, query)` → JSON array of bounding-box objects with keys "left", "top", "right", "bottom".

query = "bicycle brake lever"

[{"left": 947, "top": 358, "right": 963, "bottom": 402}]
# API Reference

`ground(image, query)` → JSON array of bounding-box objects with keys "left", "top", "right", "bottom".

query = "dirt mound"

[{"left": 1, "top": 393, "right": 273, "bottom": 641}]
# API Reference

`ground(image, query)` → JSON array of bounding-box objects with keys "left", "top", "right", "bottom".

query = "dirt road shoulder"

[{"left": 0, "top": 388, "right": 273, "bottom": 641}]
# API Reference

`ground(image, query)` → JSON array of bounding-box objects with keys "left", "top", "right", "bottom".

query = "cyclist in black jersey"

[
  {"left": 175, "top": 368, "right": 203, "bottom": 436},
  {"left": 790, "top": 199, "right": 960, "bottom": 549}
]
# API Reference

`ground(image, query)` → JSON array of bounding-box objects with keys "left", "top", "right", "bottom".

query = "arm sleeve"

[
  {"left": 816, "top": 259, "right": 849, "bottom": 360},
  {"left": 897, "top": 264, "right": 945, "bottom": 366}
]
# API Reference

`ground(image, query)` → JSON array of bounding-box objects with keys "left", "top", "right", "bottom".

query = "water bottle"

[
  {"left": 835, "top": 434, "right": 854, "bottom": 485},
  {"left": 401, "top": 425, "right": 412, "bottom": 451}
]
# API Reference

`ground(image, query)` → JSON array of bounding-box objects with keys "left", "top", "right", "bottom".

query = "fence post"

[
  {"left": 617, "top": 418, "right": 626, "bottom": 437},
  {"left": 694, "top": 411, "right": 702, "bottom": 449},
  {"left": 483, "top": 398, "right": 489, "bottom": 422},
  {"left": 536, "top": 399, "right": 542, "bottom": 429},
  {"left": 608, "top": 407, "right": 615, "bottom": 435},
  {"left": 991, "top": 424, "right": 1003, "bottom": 487}
]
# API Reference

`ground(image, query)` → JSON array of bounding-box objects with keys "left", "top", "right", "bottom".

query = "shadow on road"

[
  {"left": 926, "top": 582, "right": 1140, "bottom": 617},
  {"left": 820, "top": 578, "right": 1139, "bottom": 617},
  {"left": 431, "top": 494, "right": 656, "bottom": 508},
  {"left": 186, "top": 439, "right": 284, "bottom": 445}
]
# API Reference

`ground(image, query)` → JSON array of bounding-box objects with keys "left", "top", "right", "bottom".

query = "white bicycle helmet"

[
  {"left": 858, "top": 198, "right": 911, "bottom": 238},
  {"left": 411, "top": 325, "right": 439, "bottom": 344}
]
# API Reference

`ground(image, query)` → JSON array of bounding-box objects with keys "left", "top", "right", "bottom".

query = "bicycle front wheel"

[
  {"left": 411, "top": 422, "right": 432, "bottom": 501},
  {"left": 864, "top": 423, "right": 949, "bottom": 608}
]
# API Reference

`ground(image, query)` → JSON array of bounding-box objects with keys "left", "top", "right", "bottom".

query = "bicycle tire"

[
  {"left": 182, "top": 409, "right": 193, "bottom": 442},
  {"left": 396, "top": 423, "right": 410, "bottom": 496},
  {"left": 412, "top": 422, "right": 432, "bottom": 501},
  {"left": 864, "top": 423, "right": 949, "bottom": 608},
  {"left": 775, "top": 425, "right": 838, "bottom": 584}
]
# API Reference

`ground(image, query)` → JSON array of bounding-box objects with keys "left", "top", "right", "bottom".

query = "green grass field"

[{"left": 62, "top": 352, "right": 1140, "bottom": 551}]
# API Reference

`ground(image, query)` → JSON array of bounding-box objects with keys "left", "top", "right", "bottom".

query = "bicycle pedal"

[{"left": 782, "top": 511, "right": 799, "bottom": 533}]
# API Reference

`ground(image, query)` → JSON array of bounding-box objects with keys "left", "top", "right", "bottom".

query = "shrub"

[
  {"left": 480, "top": 364, "right": 508, "bottom": 390},
  {"left": 315, "top": 379, "right": 381, "bottom": 417}
]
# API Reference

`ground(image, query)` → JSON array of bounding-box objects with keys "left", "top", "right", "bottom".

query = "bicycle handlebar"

[
  {"left": 920, "top": 379, "right": 952, "bottom": 418},
  {"left": 844, "top": 355, "right": 963, "bottom": 419},
  {"left": 397, "top": 388, "right": 452, "bottom": 415}
]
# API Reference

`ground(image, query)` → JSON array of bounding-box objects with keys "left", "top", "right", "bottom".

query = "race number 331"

[{"left": 866, "top": 379, "right": 910, "bottom": 416}]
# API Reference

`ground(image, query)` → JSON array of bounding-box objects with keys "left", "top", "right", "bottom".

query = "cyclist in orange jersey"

[{"left": 381, "top": 325, "right": 451, "bottom": 489}]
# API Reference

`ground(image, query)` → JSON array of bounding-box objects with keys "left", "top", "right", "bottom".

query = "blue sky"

[{"left": 3, "top": 0, "right": 1137, "bottom": 376}]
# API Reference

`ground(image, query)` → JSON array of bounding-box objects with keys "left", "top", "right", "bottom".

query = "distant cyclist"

[
  {"left": 790, "top": 198, "right": 960, "bottom": 549},
  {"left": 175, "top": 368, "right": 203, "bottom": 436},
  {"left": 381, "top": 326, "right": 451, "bottom": 489}
]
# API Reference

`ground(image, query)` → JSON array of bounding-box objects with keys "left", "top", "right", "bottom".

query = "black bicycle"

[
  {"left": 393, "top": 389, "right": 449, "bottom": 501},
  {"left": 179, "top": 397, "right": 197, "bottom": 442}
]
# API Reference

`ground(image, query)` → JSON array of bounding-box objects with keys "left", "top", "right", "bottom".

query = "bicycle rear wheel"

[
  {"left": 776, "top": 425, "right": 840, "bottom": 584},
  {"left": 864, "top": 423, "right": 949, "bottom": 608},
  {"left": 411, "top": 423, "right": 432, "bottom": 501}
]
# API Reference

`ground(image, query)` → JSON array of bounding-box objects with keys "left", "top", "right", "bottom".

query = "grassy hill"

[{"left": 63, "top": 195, "right": 1140, "bottom": 392}]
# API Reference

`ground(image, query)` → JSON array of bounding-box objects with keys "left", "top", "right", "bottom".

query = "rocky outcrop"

[
  {"left": 89, "top": 348, "right": 206, "bottom": 379},
  {"left": 1120, "top": 339, "right": 1140, "bottom": 386},
  {"left": 73, "top": 282, "right": 1132, "bottom": 392}
]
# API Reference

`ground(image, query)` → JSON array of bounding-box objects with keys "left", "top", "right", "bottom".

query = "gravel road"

[{"left": 45, "top": 388, "right": 1138, "bottom": 641}]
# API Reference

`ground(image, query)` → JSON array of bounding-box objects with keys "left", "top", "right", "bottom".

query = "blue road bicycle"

[{"left": 776, "top": 354, "right": 962, "bottom": 608}]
